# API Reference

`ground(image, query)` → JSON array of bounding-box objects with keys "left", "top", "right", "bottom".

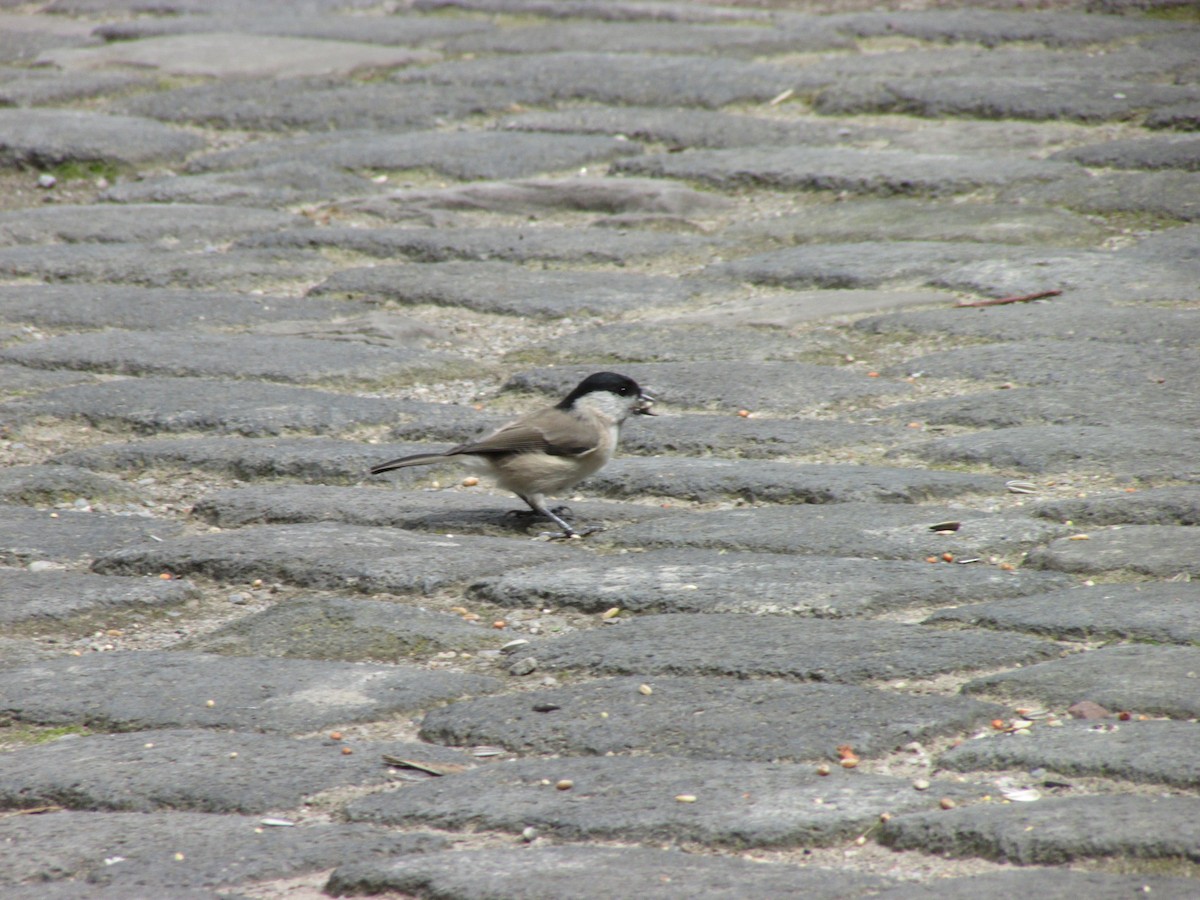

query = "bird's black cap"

[{"left": 557, "top": 372, "right": 647, "bottom": 410}]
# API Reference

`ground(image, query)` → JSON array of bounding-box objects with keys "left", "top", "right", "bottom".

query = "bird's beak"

[{"left": 635, "top": 392, "right": 657, "bottom": 415}]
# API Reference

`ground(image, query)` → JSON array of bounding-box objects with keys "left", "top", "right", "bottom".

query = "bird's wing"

[{"left": 452, "top": 410, "right": 593, "bottom": 458}]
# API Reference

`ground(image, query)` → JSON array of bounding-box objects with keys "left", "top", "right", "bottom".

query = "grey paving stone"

[
  {"left": 1034, "top": 487, "right": 1200, "bottom": 526},
  {"left": 879, "top": 795, "right": 1200, "bottom": 864},
  {"left": 418, "top": 677, "right": 1003, "bottom": 762},
  {"left": 117, "top": 78, "right": 516, "bottom": 132},
  {"left": 725, "top": 199, "right": 1106, "bottom": 248},
  {"left": 41, "top": 33, "right": 435, "bottom": 78},
  {"left": 56, "top": 437, "right": 438, "bottom": 483},
  {"left": 91, "top": 522, "right": 573, "bottom": 594},
  {"left": 1147, "top": 101, "right": 1200, "bottom": 131},
  {"left": 899, "top": 426, "right": 1200, "bottom": 479},
  {"left": 0, "top": 363, "right": 94, "bottom": 398},
  {"left": 0, "top": 810, "right": 445, "bottom": 891},
  {"left": 0, "top": 243, "right": 335, "bottom": 291},
  {"left": 605, "top": 503, "right": 1068, "bottom": 561},
  {"left": 472, "top": 549, "right": 1073, "bottom": 616},
  {"left": 889, "top": 340, "right": 1197, "bottom": 388},
  {"left": 524, "top": 321, "right": 833, "bottom": 363},
  {"left": 1027, "top": 526, "right": 1200, "bottom": 578},
  {"left": 836, "top": 8, "right": 1179, "bottom": 46},
  {"left": 711, "top": 243, "right": 1200, "bottom": 302},
  {"left": 870, "top": 870, "right": 1200, "bottom": 900},
  {"left": 191, "top": 485, "right": 673, "bottom": 535},
  {"left": 614, "top": 147, "right": 1071, "bottom": 196},
  {"left": 0, "top": 284, "right": 362, "bottom": 331},
  {"left": 1017, "top": 169, "right": 1200, "bottom": 222},
  {"left": 0, "top": 204, "right": 303, "bottom": 247},
  {"left": 101, "top": 161, "right": 387, "bottom": 208},
  {"left": 446, "top": 18, "right": 849, "bottom": 56},
  {"left": 0, "top": 651, "right": 499, "bottom": 734},
  {"left": 242, "top": 225, "right": 705, "bottom": 266},
  {"left": 342, "top": 175, "right": 732, "bottom": 222},
  {"left": 616, "top": 415, "right": 904, "bottom": 459},
  {"left": 185, "top": 595, "right": 505, "bottom": 662},
  {"left": 408, "top": 0, "right": 777, "bottom": 24},
  {"left": 3, "top": 378, "right": 409, "bottom": 437},
  {"left": 498, "top": 106, "right": 882, "bottom": 151},
  {"left": 0, "top": 728, "right": 472, "bottom": 814},
  {"left": 0, "top": 67, "right": 153, "bottom": 107},
  {"left": 390, "top": 52, "right": 789, "bottom": 108},
  {"left": 587, "top": 459, "right": 1007, "bottom": 504},
  {"left": 0, "top": 108, "right": 204, "bottom": 169},
  {"left": 857, "top": 300, "right": 1200, "bottom": 348},
  {"left": 346, "top": 756, "right": 984, "bottom": 845},
  {"left": 962, "top": 644, "right": 1200, "bottom": 719},
  {"left": 891, "top": 385, "right": 1200, "bottom": 431},
  {"left": 0, "top": 464, "right": 137, "bottom": 505},
  {"left": 0, "top": 331, "right": 468, "bottom": 385},
  {"left": 533, "top": 615, "right": 1059, "bottom": 682},
  {"left": 194, "top": 129, "right": 642, "bottom": 181},
  {"left": 638, "top": 289, "right": 958, "bottom": 329},
  {"left": 926, "top": 582, "right": 1200, "bottom": 645},
  {"left": 309, "top": 260, "right": 703, "bottom": 318},
  {"left": 0, "top": 504, "right": 182, "bottom": 567},
  {"left": 0, "top": 570, "right": 198, "bottom": 625},
  {"left": 1051, "top": 136, "right": 1200, "bottom": 171},
  {"left": 506, "top": 362, "right": 913, "bottom": 415},
  {"left": 938, "top": 720, "right": 1200, "bottom": 790},
  {"left": 328, "top": 845, "right": 890, "bottom": 900}
]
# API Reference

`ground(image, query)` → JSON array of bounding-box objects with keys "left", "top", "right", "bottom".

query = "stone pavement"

[{"left": 0, "top": 0, "right": 1198, "bottom": 896}]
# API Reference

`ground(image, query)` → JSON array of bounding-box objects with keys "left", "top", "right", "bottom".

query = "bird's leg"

[{"left": 517, "top": 494, "right": 598, "bottom": 540}]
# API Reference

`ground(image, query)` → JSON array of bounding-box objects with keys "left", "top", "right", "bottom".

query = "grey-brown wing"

[{"left": 450, "top": 410, "right": 592, "bottom": 458}]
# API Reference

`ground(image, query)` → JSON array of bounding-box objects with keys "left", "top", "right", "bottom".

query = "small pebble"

[
  {"left": 509, "top": 657, "right": 537, "bottom": 676},
  {"left": 37, "top": 173, "right": 57, "bottom": 189},
  {"left": 913, "top": 779, "right": 931, "bottom": 791},
  {"left": 555, "top": 779, "right": 573, "bottom": 791},
  {"left": 522, "top": 826, "right": 538, "bottom": 842}
]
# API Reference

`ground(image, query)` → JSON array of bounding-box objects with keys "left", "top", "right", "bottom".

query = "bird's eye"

[{"left": 618, "top": 386, "right": 630, "bottom": 395}]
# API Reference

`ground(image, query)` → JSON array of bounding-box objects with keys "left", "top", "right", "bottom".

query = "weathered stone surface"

[
  {"left": 472, "top": 549, "right": 1073, "bottom": 616},
  {"left": 963, "top": 645, "right": 1200, "bottom": 719},
  {"left": 2, "top": 378, "right": 408, "bottom": 437},
  {"left": 0, "top": 364, "right": 94, "bottom": 397},
  {"left": 880, "top": 795, "right": 1200, "bottom": 864},
  {"left": 346, "top": 756, "right": 983, "bottom": 845},
  {"left": 185, "top": 595, "right": 504, "bottom": 662},
  {"left": 91, "top": 12, "right": 491, "bottom": 45},
  {"left": 91, "top": 523, "right": 572, "bottom": 594},
  {"left": 899, "top": 426, "right": 1200, "bottom": 479},
  {"left": 101, "top": 161, "right": 386, "bottom": 207},
  {"left": 0, "top": 811, "right": 445, "bottom": 890},
  {"left": 419, "top": 677, "right": 1003, "bottom": 761},
  {"left": 195, "top": 129, "right": 642, "bottom": 181},
  {"left": 615, "top": 147, "right": 1072, "bottom": 196},
  {"left": 40, "top": 33, "right": 435, "bottom": 78},
  {"left": 0, "top": 728, "right": 472, "bottom": 814},
  {"left": 837, "top": 9, "right": 1178, "bottom": 47},
  {"left": 0, "top": 204, "right": 302, "bottom": 247},
  {"left": 1020, "top": 170, "right": 1200, "bottom": 222},
  {"left": 531, "top": 615, "right": 1060, "bottom": 681},
  {"left": 506, "top": 362, "right": 913, "bottom": 415},
  {"left": 390, "top": 52, "right": 790, "bottom": 108},
  {"left": 310, "top": 260, "right": 703, "bottom": 318},
  {"left": 240, "top": 224, "right": 705, "bottom": 266},
  {"left": 0, "top": 243, "right": 334, "bottom": 290},
  {"left": 870, "top": 870, "right": 1200, "bottom": 900},
  {"left": 604, "top": 504, "right": 1067, "bottom": 560},
  {"left": 939, "top": 720, "right": 1200, "bottom": 790},
  {"left": 190, "top": 484, "right": 672, "bottom": 535},
  {"left": 927, "top": 582, "right": 1200, "bottom": 645},
  {"left": 0, "top": 284, "right": 359, "bottom": 331},
  {"left": 0, "top": 505, "right": 183, "bottom": 567},
  {"left": 1034, "top": 487, "right": 1200, "bottom": 526},
  {"left": 328, "top": 845, "right": 890, "bottom": 900},
  {"left": 1028, "top": 526, "right": 1200, "bottom": 578},
  {"left": 1051, "top": 136, "right": 1200, "bottom": 171},
  {"left": 616, "top": 415, "right": 902, "bottom": 460},
  {"left": 0, "top": 651, "right": 499, "bottom": 733},
  {"left": 0, "top": 331, "right": 468, "bottom": 384},
  {"left": 0, "top": 108, "right": 204, "bottom": 168},
  {"left": 588, "top": 458, "right": 1007, "bottom": 504},
  {"left": 0, "top": 67, "right": 153, "bottom": 107},
  {"left": 0, "top": 464, "right": 137, "bottom": 505},
  {"left": 0, "top": 570, "right": 197, "bottom": 625}
]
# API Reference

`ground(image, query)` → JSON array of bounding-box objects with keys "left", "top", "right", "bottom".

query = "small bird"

[{"left": 370, "top": 372, "right": 655, "bottom": 538}]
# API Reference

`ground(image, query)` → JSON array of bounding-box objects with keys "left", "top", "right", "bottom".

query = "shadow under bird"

[{"left": 369, "top": 372, "right": 656, "bottom": 538}]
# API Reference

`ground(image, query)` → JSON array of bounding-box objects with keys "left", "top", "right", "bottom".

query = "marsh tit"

[{"left": 370, "top": 372, "right": 655, "bottom": 538}]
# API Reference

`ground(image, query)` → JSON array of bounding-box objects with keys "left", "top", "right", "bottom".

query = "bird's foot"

[{"left": 534, "top": 525, "right": 602, "bottom": 542}]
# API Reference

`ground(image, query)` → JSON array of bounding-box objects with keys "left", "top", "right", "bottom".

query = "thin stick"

[{"left": 956, "top": 289, "right": 1062, "bottom": 308}]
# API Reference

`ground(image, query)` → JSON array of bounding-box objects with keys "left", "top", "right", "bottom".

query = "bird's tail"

[{"left": 369, "top": 452, "right": 452, "bottom": 475}]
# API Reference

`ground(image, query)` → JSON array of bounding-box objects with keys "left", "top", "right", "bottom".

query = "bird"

[{"left": 369, "top": 372, "right": 655, "bottom": 538}]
